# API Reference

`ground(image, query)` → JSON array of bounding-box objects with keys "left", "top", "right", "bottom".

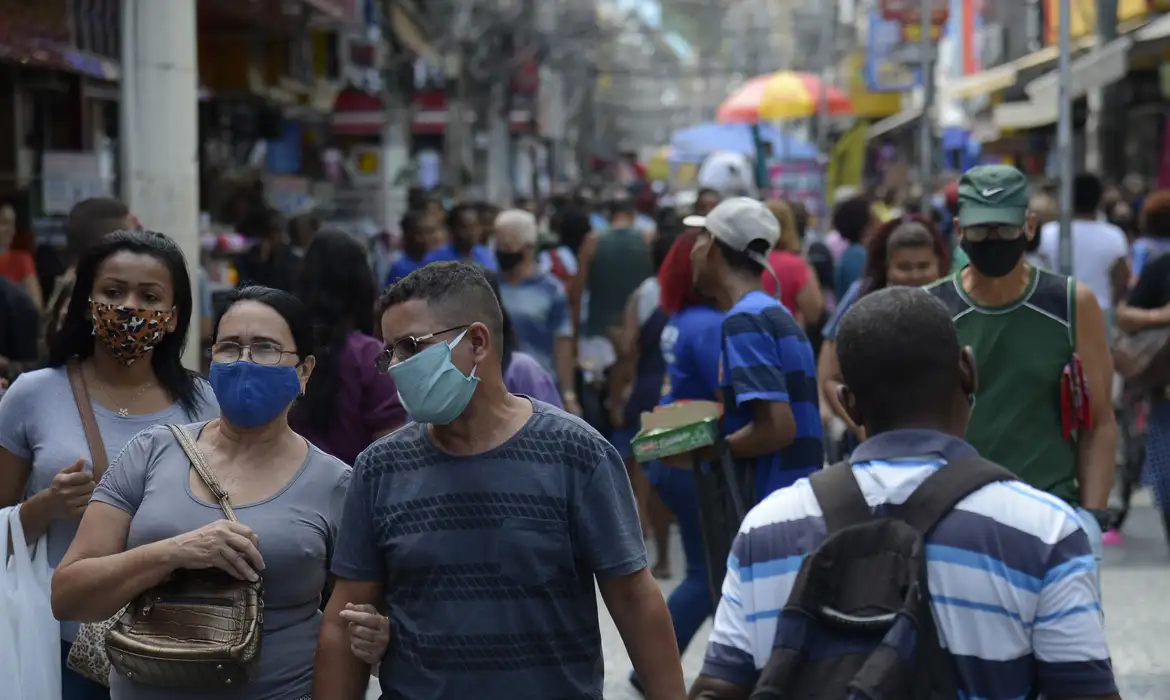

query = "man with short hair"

[
  {"left": 1037, "top": 172, "right": 1130, "bottom": 332},
  {"left": 686, "top": 197, "right": 823, "bottom": 500},
  {"left": 314, "top": 262, "right": 685, "bottom": 700},
  {"left": 928, "top": 165, "right": 1116, "bottom": 567},
  {"left": 494, "top": 209, "right": 579, "bottom": 414},
  {"left": 425, "top": 203, "right": 497, "bottom": 270},
  {"left": 690, "top": 286, "right": 1118, "bottom": 700}
]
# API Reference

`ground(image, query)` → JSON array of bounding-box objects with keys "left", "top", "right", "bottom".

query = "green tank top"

[
  {"left": 927, "top": 267, "right": 1079, "bottom": 502},
  {"left": 585, "top": 227, "right": 652, "bottom": 337}
]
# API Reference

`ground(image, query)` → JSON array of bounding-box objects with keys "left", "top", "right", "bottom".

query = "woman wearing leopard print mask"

[{"left": 0, "top": 229, "right": 219, "bottom": 699}]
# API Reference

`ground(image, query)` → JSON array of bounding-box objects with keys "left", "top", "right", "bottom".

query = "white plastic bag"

[{"left": 0, "top": 505, "right": 62, "bottom": 699}]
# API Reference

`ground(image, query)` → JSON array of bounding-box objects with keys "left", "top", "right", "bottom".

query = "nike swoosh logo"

[{"left": 981, "top": 188, "right": 1004, "bottom": 196}]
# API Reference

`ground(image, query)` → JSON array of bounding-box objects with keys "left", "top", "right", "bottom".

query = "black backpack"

[{"left": 750, "top": 457, "right": 1015, "bottom": 700}]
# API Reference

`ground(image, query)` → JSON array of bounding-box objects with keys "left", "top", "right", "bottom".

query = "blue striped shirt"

[
  {"left": 719, "top": 290, "right": 823, "bottom": 499},
  {"left": 700, "top": 429, "right": 1117, "bottom": 699}
]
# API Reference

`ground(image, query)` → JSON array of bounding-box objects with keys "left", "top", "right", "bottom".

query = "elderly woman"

[{"left": 52, "top": 286, "right": 366, "bottom": 700}]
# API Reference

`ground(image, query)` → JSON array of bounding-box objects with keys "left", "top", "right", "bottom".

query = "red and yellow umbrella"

[{"left": 717, "top": 71, "right": 852, "bottom": 123}]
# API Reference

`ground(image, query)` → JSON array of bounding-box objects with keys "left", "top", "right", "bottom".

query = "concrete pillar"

[{"left": 120, "top": 0, "right": 201, "bottom": 369}]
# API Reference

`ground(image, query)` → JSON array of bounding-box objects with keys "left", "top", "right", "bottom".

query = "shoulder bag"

[
  {"left": 102, "top": 424, "right": 264, "bottom": 689},
  {"left": 64, "top": 361, "right": 119, "bottom": 686}
]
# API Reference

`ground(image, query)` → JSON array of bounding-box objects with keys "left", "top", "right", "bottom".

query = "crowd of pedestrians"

[{"left": 0, "top": 163, "right": 1149, "bottom": 700}]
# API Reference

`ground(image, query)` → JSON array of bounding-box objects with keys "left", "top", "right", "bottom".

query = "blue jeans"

[
  {"left": 650, "top": 464, "right": 714, "bottom": 654},
  {"left": 61, "top": 641, "right": 110, "bottom": 700}
]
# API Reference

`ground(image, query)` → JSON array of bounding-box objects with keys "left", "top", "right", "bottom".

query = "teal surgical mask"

[{"left": 388, "top": 329, "right": 480, "bottom": 425}]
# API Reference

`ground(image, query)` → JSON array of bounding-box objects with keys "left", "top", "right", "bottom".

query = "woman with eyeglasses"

[
  {"left": 291, "top": 230, "right": 405, "bottom": 465},
  {"left": 53, "top": 286, "right": 377, "bottom": 700},
  {"left": 0, "top": 229, "right": 218, "bottom": 700}
]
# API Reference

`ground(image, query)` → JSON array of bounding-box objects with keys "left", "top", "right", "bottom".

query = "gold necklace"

[{"left": 87, "top": 371, "right": 156, "bottom": 418}]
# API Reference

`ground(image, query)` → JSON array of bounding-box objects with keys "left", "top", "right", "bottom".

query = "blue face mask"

[
  {"left": 209, "top": 361, "right": 303, "bottom": 429},
  {"left": 388, "top": 329, "right": 479, "bottom": 425}
]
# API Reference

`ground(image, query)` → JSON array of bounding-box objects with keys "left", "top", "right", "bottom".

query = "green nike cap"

[{"left": 957, "top": 165, "right": 1029, "bottom": 228}]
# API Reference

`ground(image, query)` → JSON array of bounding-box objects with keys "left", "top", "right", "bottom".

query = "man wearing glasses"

[
  {"left": 314, "top": 262, "right": 686, "bottom": 700},
  {"left": 926, "top": 165, "right": 1116, "bottom": 585}
]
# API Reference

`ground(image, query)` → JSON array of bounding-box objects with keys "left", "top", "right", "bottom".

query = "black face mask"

[
  {"left": 961, "top": 237, "right": 1028, "bottom": 278},
  {"left": 496, "top": 250, "right": 524, "bottom": 272}
]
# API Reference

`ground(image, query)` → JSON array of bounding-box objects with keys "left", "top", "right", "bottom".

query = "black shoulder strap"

[
  {"left": 894, "top": 456, "right": 1016, "bottom": 536},
  {"left": 926, "top": 277, "right": 968, "bottom": 318},
  {"left": 1029, "top": 270, "right": 1073, "bottom": 325},
  {"left": 809, "top": 462, "right": 872, "bottom": 534}
]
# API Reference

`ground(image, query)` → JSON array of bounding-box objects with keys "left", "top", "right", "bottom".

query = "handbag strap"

[
  {"left": 66, "top": 361, "right": 109, "bottom": 483},
  {"left": 167, "top": 424, "right": 239, "bottom": 523}
]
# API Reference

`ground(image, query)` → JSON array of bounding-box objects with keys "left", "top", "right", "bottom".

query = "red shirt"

[
  {"left": 761, "top": 250, "right": 811, "bottom": 320},
  {"left": 0, "top": 250, "right": 35, "bottom": 285}
]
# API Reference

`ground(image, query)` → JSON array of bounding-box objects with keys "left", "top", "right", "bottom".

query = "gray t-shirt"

[
  {"left": 333, "top": 400, "right": 647, "bottom": 700},
  {"left": 0, "top": 366, "right": 219, "bottom": 641},
  {"left": 93, "top": 422, "right": 351, "bottom": 700}
]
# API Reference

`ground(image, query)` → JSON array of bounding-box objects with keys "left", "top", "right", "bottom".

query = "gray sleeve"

[
  {"left": 331, "top": 450, "right": 386, "bottom": 582},
  {"left": 92, "top": 429, "right": 157, "bottom": 515},
  {"left": 326, "top": 465, "right": 352, "bottom": 564},
  {"left": 573, "top": 439, "right": 648, "bottom": 579}
]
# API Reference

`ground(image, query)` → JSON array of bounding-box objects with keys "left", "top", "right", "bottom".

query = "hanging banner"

[{"left": 865, "top": 8, "right": 920, "bottom": 92}]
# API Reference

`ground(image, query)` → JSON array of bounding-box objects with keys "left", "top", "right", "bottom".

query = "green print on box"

[{"left": 631, "top": 401, "right": 721, "bottom": 463}]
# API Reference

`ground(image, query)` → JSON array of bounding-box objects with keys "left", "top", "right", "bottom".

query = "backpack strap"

[
  {"left": 809, "top": 461, "right": 872, "bottom": 534},
  {"left": 893, "top": 456, "right": 1016, "bottom": 536}
]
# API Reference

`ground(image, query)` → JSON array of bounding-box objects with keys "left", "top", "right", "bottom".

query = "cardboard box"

[{"left": 630, "top": 401, "right": 722, "bottom": 463}]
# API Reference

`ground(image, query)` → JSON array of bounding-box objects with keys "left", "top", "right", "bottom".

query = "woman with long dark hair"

[
  {"left": 0, "top": 229, "right": 219, "bottom": 699},
  {"left": 291, "top": 230, "right": 405, "bottom": 464},
  {"left": 817, "top": 215, "right": 950, "bottom": 440}
]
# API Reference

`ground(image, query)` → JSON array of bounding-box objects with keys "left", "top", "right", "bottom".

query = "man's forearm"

[
  {"left": 313, "top": 617, "right": 372, "bottom": 700},
  {"left": 728, "top": 417, "right": 795, "bottom": 460},
  {"left": 555, "top": 338, "right": 576, "bottom": 394},
  {"left": 1078, "top": 414, "right": 1116, "bottom": 510},
  {"left": 603, "top": 572, "right": 686, "bottom": 699}
]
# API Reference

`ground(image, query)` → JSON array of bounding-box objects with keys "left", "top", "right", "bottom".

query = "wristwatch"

[{"left": 1085, "top": 508, "right": 1112, "bottom": 532}]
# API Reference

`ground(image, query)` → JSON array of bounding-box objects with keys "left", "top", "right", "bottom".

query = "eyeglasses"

[
  {"left": 209, "top": 341, "right": 297, "bottom": 365},
  {"left": 962, "top": 224, "right": 1025, "bottom": 243},
  {"left": 375, "top": 325, "right": 469, "bottom": 372}
]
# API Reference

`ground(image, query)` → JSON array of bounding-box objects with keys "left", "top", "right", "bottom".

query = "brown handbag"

[
  {"left": 101, "top": 424, "right": 264, "bottom": 689},
  {"left": 1113, "top": 326, "right": 1170, "bottom": 390}
]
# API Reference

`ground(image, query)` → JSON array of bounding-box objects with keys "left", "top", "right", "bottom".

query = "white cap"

[{"left": 682, "top": 197, "right": 780, "bottom": 267}]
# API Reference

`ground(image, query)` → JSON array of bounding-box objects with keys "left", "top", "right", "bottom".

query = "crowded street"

[{"left": 4, "top": 0, "right": 1170, "bottom": 700}]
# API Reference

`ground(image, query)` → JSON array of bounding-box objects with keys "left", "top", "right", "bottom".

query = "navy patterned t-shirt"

[{"left": 332, "top": 400, "right": 648, "bottom": 700}]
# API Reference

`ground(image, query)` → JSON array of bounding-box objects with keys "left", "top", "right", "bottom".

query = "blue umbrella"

[{"left": 669, "top": 122, "right": 819, "bottom": 163}]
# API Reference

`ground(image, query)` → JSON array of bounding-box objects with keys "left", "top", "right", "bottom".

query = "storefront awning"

[
  {"left": 867, "top": 108, "right": 921, "bottom": 140},
  {"left": 939, "top": 42, "right": 1092, "bottom": 100},
  {"left": 1022, "top": 14, "right": 1170, "bottom": 104},
  {"left": 1025, "top": 34, "right": 1133, "bottom": 103},
  {"left": 992, "top": 99, "right": 1058, "bottom": 132},
  {"left": 1134, "top": 12, "right": 1170, "bottom": 43}
]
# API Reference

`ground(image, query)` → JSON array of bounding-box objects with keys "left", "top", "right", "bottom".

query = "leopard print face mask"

[{"left": 89, "top": 298, "right": 174, "bottom": 365}]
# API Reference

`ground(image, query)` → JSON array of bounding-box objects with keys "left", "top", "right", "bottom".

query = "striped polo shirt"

[
  {"left": 701, "top": 429, "right": 1117, "bottom": 699},
  {"left": 720, "top": 290, "right": 823, "bottom": 499}
]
